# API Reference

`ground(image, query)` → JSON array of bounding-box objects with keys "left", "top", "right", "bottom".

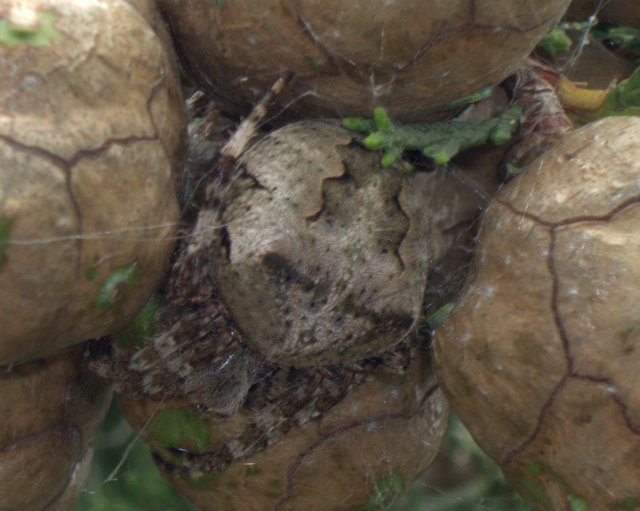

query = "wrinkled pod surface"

[
  {"left": 434, "top": 116, "right": 640, "bottom": 509},
  {"left": 0, "top": 0, "right": 184, "bottom": 364},
  {"left": 156, "top": 0, "right": 571, "bottom": 121}
]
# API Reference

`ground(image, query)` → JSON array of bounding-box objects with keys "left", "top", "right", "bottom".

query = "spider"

[{"left": 85, "top": 73, "right": 413, "bottom": 475}]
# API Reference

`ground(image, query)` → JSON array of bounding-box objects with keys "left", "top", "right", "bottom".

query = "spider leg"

[
  {"left": 212, "top": 71, "right": 294, "bottom": 192},
  {"left": 172, "top": 72, "right": 293, "bottom": 300}
]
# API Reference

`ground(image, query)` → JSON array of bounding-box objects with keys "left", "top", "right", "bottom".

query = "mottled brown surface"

[
  {"left": 212, "top": 121, "right": 432, "bottom": 366},
  {"left": 0, "top": 0, "right": 185, "bottom": 364},
  {"left": 157, "top": 0, "right": 571, "bottom": 121},
  {"left": 434, "top": 117, "right": 640, "bottom": 508},
  {"left": 0, "top": 346, "right": 112, "bottom": 511},
  {"left": 122, "top": 346, "right": 447, "bottom": 511}
]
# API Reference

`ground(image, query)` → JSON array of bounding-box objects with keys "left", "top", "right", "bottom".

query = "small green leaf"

[
  {"left": 0, "top": 11, "right": 63, "bottom": 47},
  {"left": 445, "top": 85, "right": 494, "bottom": 108},
  {"left": 537, "top": 26, "right": 572, "bottom": 55},
  {"left": 423, "top": 139, "right": 462, "bottom": 165},
  {"left": 426, "top": 303, "right": 455, "bottom": 329},
  {"left": 113, "top": 295, "right": 168, "bottom": 348},
  {"left": 363, "top": 131, "right": 387, "bottom": 150},
  {"left": 351, "top": 473, "right": 405, "bottom": 510},
  {"left": 567, "top": 494, "right": 589, "bottom": 511},
  {"left": 342, "top": 117, "right": 377, "bottom": 133},
  {"left": 344, "top": 106, "right": 521, "bottom": 167},
  {"left": 598, "top": 67, "right": 640, "bottom": 118},
  {"left": 0, "top": 218, "right": 11, "bottom": 268},
  {"left": 94, "top": 262, "right": 140, "bottom": 308},
  {"left": 592, "top": 22, "right": 640, "bottom": 59},
  {"left": 381, "top": 147, "right": 403, "bottom": 168},
  {"left": 149, "top": 408, "right": 210, "bottom": 454},
  {"left": 373, "top": 107, "right": 394, "bottom": 132}
]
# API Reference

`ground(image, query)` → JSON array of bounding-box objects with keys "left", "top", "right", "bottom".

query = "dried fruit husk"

[
  {"left": 157, "top": 0, "right": 571, "bottom": 121},
  {"left": 119, "top": 345, "right": 448, "bottom": 511},
  {"left": 0, "top": 345, "right": 112, "bottom": 511},
  {"left": 0, "top": 0, "right": 184, "bottom": 364},
  {"left": 433, "top": 116, "right": 640, "bottom": 509}
]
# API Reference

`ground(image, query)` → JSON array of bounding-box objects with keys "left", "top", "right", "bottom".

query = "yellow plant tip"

[{"left": 556, "top": 76, "right": 609, "bottom": 113}]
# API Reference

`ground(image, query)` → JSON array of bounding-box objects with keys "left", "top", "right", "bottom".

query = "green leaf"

[
  {"left": 0, "top": 218, "right": 11, "bottom": 268},
  {"left": 71, "top": 400, "right": 198, "bottom": 511},
  {"left": 113, "top": 295, "right": 168, "bottom": 348},
  {"left": 380, "top": 147, "right": 404, "bottom": 168},
  {"left": 351, "top": 474, "right": 406, "bottom": 510},
  {"left": 94, "top": 262, "right": 140, "bottom": 308},
  {"left": 0, "top": 11, "right": 63, "bottom": 47},
  {"left": 342, "top": 117, "right": 376, "bottom": 133},
  {"left": 598, "top": 67, "right": 640, "bottom": 117},
  {"left": 567, "top": 494, "right": 589, "bottom": 511},
  {"left": 343, "top": 106, "right": 521, "bottom": 167},
  {"left": 148, "top": 408, "right": 210, "bottom": 454},
  {"left": 591, "top": 22, "right": 640, "bottom": 59},
  {"left": 445, "top": 86, "right": 494, "bottom": 108},
  {"left": 537, "top": 26, "right": 572, "bottom": 55},
  {"left": 373, "top": 107, "right": 394, "bottom": 132},
  {"left": 426, "top": 303, "right": 455, "bottom": 329}
]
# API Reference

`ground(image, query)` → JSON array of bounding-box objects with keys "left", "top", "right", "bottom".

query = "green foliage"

[
  {"left": 0, "top": 218, "right": 10, "bottom": 268},
  {"left": 71, "top": 399, "right": 197, "bottom": 511},
  {"left": 567, "top": 494, "right": 589, "bottom": 511},
  {"left": 538, "top": 27, "right": 572, "bottom": 55},
  {"left": 342, "top": 107, "right": 521, "bottom": 167},
  {"left": 598, "top": 67, "right": 640, "bottom": 118},
  {"left": 444, "top": 86, "right": 494, "bottom": 108},
  {"left": 591, "top": 22, "right": 640, "bottom": 59},
  {"left": 113, "top": 295, "right": 168, "bottom": 349},
  {"left": 356, "top": 474, "right": 406, "bottom": 510},
  {"left": 148, "top": 408, "right": 210, "bottom": 454},
  {"left": 94, "top": 262, "right": 140, "bottom": 308},
  {"left": 0, "top": 11, "right": 62, "bottom": 47},
  {"left": 426, "top": 303, "right": 455, "bottom": 330}
]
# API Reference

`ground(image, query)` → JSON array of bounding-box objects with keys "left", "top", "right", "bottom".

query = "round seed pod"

[
  {"left": 212, "top": 121, "right": 432, "bottom": 366},
  {"left": 433, "top": 116, "right": 640, "bottom": 509},
  {"left": 0, "top": 0, "right": 184, "bottom": 364},
  {"left": 156, "top": 0, "right": 571, "bottom": 121},
  {"left": 566, "top": 0, "right": 640, "bottom": 28},
  {"left": 119, "top": 345, "right": 448, "bottom": 511},
  {"left": 0, "top": 345, "right": 112, "bottom": 511}
]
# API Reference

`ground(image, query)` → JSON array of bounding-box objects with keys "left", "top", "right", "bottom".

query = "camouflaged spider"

[{"left": 86, "top": 73, "right": 295, "bottom": 417}]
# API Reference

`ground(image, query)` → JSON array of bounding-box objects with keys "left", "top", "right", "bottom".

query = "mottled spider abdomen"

[{"left": 211, "top": 121, "right": 433, "bottom": 366}]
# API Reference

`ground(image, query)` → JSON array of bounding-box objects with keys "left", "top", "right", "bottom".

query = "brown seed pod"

[
  {"left": 0, "top": 345, "right": 112, "bottom": 511},
  {"left": 212, "top": 121, "right": 432, "bottom": 366},
  {"left": 0, "top": 0, "right": 184, "bottom": 364},
  {"left": 156, "top": 0, "right": 571, "bottom": 121},
  {"left": 566, "top": 0, "right": 640, "bottom": 28},
  {"left": 433, "top": 116, "right": 640, "bottom": 509},
  {"left": 119, "top": 344, "right": 448, "bottom": 511}
]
